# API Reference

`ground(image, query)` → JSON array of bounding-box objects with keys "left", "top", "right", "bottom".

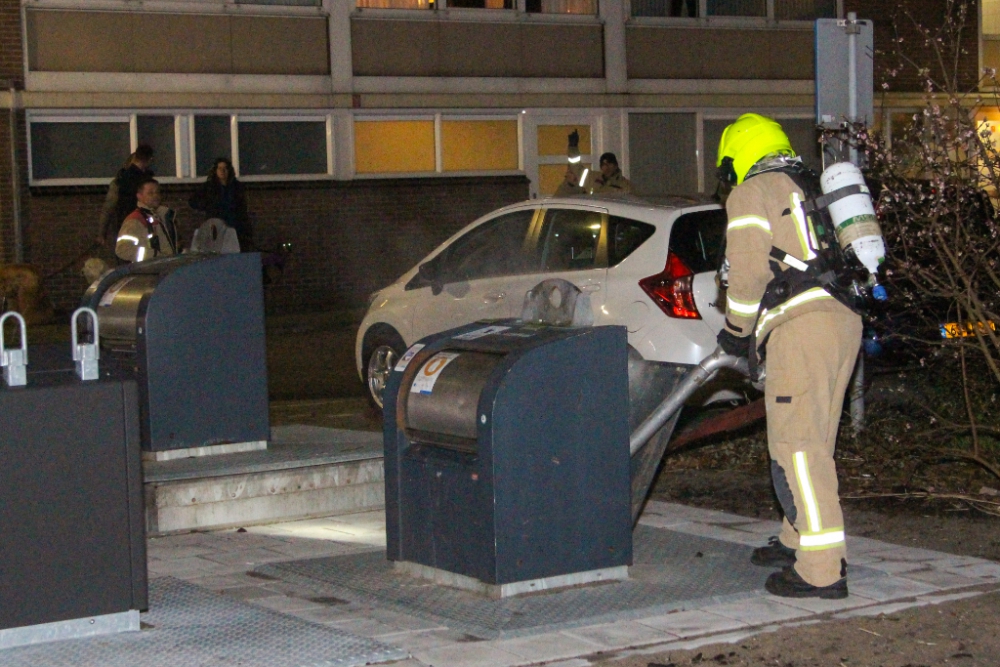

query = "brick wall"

[
  {"left": 846, "top": 0, "right": 980, "bottom": 92},
  {"left": 26, "top": 176, "right": 530, "bottom": 314}
]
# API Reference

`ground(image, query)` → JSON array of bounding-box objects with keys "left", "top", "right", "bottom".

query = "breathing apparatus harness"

[{"left": 736, "top": 161, "right": 885, "bottom": 379}]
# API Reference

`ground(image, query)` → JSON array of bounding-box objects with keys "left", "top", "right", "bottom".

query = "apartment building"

[{"left": 0, "top": 0, "right": 980, "bottom": 311}]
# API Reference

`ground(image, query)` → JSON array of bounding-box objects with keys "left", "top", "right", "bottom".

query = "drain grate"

[{"left": 257, "top": 526, "right": 882, "bottom": 639}]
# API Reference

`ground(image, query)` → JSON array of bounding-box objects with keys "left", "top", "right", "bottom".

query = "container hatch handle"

[
  {"left": 0, "top": 311, "right": 28, "bottom": 387},
  {"left": 72, "top": 307, "right": 100, "bottom": 381}
]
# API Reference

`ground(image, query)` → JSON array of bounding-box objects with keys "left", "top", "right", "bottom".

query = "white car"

[{"left": 356, "top": 194, "right": 729, "bottom": 409}]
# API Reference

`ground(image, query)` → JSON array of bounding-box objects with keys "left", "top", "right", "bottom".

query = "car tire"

[{"left": 362, "top": 326, "right": 406, "bottom": 414}]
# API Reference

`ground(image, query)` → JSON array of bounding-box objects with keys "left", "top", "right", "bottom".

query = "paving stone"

[
  {"left": 380, "top": 628, "right": 490, "bottom": 652},
  {"left": 636, "top": 609, "right": 747, "bottom": 637},
  {"left": 847, "top": 576, "right": 940, "bottom": 601},
  {"left": 857, "top": 559, "right": 929, "bottom": 574},
  {"left": 940, "top": 561, "right": 1000, "bottom": 581},
  {"left": 901, "top": 568, "right": 983, "bottom": 589},
  {"left": 767, "top": 591, "right": 879, "bottom": 614},
  {"left": 833, "top": 600, "right": 926, "bottom": 618},
  {"left": 560, "top": 620, "right": 673, "bottom": 649},
  {"left": 703, "top": 595, "right": 811, "bottom": 626},
  {"left": 495, "top": 630, "right": 605, "bottom": 661},
  {"left": 413, "top": 640, "right": 525, "bottom": 667}
]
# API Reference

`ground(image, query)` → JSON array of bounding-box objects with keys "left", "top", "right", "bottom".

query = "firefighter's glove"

[{"left": 717, "top": 330, "right": 750, "bottom": 358}]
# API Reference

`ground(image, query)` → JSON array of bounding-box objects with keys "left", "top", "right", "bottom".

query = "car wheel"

[{"left": 363, "top": 328, "right": 405, "bottom": 413}]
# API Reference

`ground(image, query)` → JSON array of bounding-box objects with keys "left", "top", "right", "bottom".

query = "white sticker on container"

[
  {"left": 394, "top": 344, "right": 425, "bottom": 372},
  {"left": 98, "top": 277, "right": 134, "bottom": 307},
  {"left": 452, "top": 325, "right": 511, "bottom": 341},
  {"left": 410, "top": 352, "right": 460, "bottom": 395}
]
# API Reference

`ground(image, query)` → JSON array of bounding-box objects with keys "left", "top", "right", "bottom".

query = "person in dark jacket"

[
  {"left": 189, "top": 158, "right": 252, "bottom": 251},
  {"left": 97, "top": 144, "right": 154, "bottom": 245}
]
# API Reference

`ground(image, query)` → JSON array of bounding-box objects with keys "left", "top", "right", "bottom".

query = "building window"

[
  {"left": 355, "top": 0, "right": 596, "bottom": 14},
  {"left": 138, "top": 115, "right": 177, "bottom": 179},
  {"left": 238, "top": 120, "right": 329, "bottom": 176},
  {"left": 354, "top": 119, "right": 436, "bottom": 174},
  {"left": 28, "top": 111, "right": 337, "bottom": 185},
  {"left": 29, "top": 119, "right": 130, "bottom": 182},
  {"left": 194, "top": 116, "right": 233, "bottom": 179},
  {"left": 354, "top": 116, "right": 521, "bottom": 176},
  {"left": 536, "top": 123, "right": 593, "bottom": 196},
  {"left": 632, "top": 0, "right": 836, "bottom": 19},
  {"left": 441, "top": 120, "right": 519, "bottom": 172}
]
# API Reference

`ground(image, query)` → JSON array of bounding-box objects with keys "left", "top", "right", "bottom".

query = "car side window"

[
  {"left": 539, "top": 208, "right": 605, "bottom": 272},
  {"left": 443, "top": 209, "right": 537, "bottom": 282},
  {"left": 668, "top": 209, "right": 727, "bottom": 274},
  {"left": 608, "top": 216, "right": 656, "bottom": 267}
]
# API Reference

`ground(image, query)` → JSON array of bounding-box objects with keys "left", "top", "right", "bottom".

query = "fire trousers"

[{"left": 765, "top": 307, "right": 862, "bottom": 587}]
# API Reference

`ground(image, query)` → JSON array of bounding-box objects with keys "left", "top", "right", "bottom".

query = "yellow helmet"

[{"left": 717, "top": 113, "right": 796, "bottom": 185}]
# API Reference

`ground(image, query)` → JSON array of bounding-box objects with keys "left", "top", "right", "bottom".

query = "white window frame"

[{"left": 27, "top": 110, "right": 336, "bottom": 186}]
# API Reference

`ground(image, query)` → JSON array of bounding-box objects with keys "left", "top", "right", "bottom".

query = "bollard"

[
  {"left": 72, "top": 307, "right": 100, "bottom": 381},
  {"left": 0, "top": 311, "right": 28, "bottom": 387}
]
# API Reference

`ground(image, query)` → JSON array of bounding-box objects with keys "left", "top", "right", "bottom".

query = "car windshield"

[{"left": 668, "top": 209, "right": 726, "bottom": 273}]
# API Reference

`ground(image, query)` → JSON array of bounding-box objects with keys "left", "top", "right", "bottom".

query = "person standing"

[
  {"left": 98, "top": 144, "right": 155, "bottom": 246},
  {"left": 714, "top": 113, "right": 862, "bottom": 599},
  {"left": 591, "top": 153, "right": 632, "bottom": 196},
  {"left": 189, "top": 158, "right": 251, "bottom": 251},
  {"left": 116, "top": 178, "right": 178, "bottom": 263}
]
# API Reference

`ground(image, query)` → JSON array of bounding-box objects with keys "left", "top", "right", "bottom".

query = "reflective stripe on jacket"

[{"left": 723, "top": 171, "right": 850, "bottom": 341}]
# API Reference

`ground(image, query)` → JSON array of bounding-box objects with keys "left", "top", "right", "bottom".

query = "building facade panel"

[
  {"left": 626, "top": 26, "right": 814, "bottom": 79},
  {"left": 351, "top": 17, "right": 603, "bottom": 77},
  {"left": 26, "top": 10, "right": 329, "bottom": 75}
]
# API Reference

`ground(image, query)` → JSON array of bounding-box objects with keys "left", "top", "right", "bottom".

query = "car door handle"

[
  {"left": 483, "top": 291, "right": 506, "bottom": 303},
  {"left": 580, "top": 284, "right": 601, "bottom": 293}
]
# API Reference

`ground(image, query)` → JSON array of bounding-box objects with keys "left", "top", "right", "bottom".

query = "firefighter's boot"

[
  {"left": 765, "top": 560, "right": 848, "bottom": 599},
  {"left": 751, "top": 536, "right": 796, "bottom": 568}
]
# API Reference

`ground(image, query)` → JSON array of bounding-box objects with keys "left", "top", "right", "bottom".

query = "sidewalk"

[
  {"left": 162, "top": 501, "right": 1000, "bottom": 667},
  {"left": 7, "top": 501, "right": 1000, "bottom": 667}
]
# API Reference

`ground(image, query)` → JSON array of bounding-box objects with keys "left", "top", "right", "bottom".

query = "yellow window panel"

[
  {"left": 441, "top": 120, "right": 519, "bottom": 172},
  {"left": 354, "top": 120, "right": 435, "bottom": 174},
  {"left": 537, "top": 125, "right": 591, "bottom": 157},
  {"left": 538, "top": 163, "right": 591, "bottom": 195}
]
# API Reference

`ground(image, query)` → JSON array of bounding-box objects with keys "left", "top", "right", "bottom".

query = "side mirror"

[{"left": 418, "top": 257, "right": 445, "bottom": 295}]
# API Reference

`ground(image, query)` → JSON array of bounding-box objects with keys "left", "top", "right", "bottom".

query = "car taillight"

[{"left": 639, "top": 252, "right": 701, "bottom": 319}]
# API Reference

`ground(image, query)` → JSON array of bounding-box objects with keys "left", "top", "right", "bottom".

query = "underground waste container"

[{"left": 383, "top": 320, "right": 631, "bottom": 596}]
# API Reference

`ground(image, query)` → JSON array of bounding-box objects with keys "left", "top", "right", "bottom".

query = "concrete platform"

[
  {"left": 143, "top": 426, "right": 384, "bottom": 535},
  {"left": 140, "top": 500, "right": 1000, "bottom": 667},
  {"left": 7, "top": 500, "right": 998, "bottom": 667}
]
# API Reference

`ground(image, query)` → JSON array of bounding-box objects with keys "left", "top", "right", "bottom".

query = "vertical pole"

[
  {"left": 850, "top": 349, "right": 864, "bottom": 436},
  {"left": 846, "top": 11, "right": 859, "bottom": 166},
  {"left": 8, "top": 84, "right": 23, "bottom": 263}
]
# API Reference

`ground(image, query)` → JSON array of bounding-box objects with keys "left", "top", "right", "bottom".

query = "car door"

[
  {"left": 409, "top": 208, "right": 539, "bottom": 343},
  {"left": 501, "top": 205, "right": 609, "bottom": 323}
]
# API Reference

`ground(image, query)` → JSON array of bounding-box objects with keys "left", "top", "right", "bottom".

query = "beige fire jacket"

[{"left": 723, "top": 170, "right": 853, "bottom": 344}]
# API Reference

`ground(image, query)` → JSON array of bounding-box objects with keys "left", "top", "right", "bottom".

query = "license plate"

[{"left": 940, "top": 321, "right": 997, "bottom": 338}]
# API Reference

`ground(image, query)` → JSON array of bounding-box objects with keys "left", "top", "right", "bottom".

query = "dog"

[
  {"left": 0, "top": 263, "right": 55, "bottom": 325},
  {"left": 82, "top": 257, "right": 111, "bottom": 286}
]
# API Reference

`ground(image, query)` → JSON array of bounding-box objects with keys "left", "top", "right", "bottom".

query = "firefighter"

[
  {"left": 591, "top": 153, "right": 632, "bottom": 195},
  {"left": 715, "top": 113, "right": 862, "bottom": 599},
  {"left": 116, "top": 178, "right": 178, "bottom": 263}
]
